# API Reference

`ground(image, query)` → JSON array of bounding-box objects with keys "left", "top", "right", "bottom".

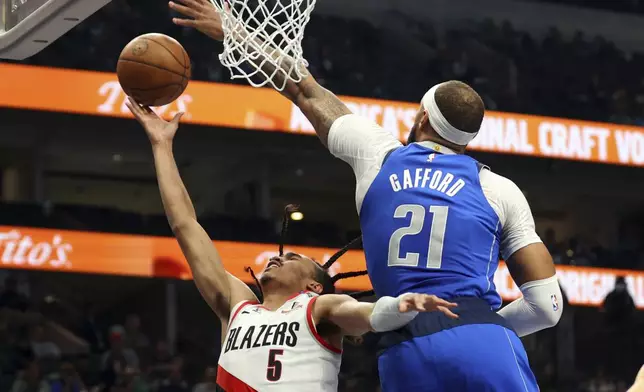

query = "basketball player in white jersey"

[{"left": 125, "top": 98, "right": 459, "bottom": 392}]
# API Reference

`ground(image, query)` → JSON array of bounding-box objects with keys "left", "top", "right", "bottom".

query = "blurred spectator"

[
  {"left": 29, "top": 324, "right": 61, "bottom": 361},
  {"left": 585, "top": 367, "right": 618, "bottom": 392},
  {"left": 156, "top": 358, "right": 188, "bottom": 392},
  {"left": 101, "top": 325, "right": 139, "bottom": 389},
  {"left": 601, "top": 277, "right": 635, "bottom": 325},
  {"left": 80, "top": 304, "right": 104, "bottom": 354},
  {"left": 0, "top": 277, "right": 29, "bottom": 312},
  {"left": 124, "top": 314, "right": 149, "bottom": 352},
  {"left": 10, "top": 361, "right": 50, "bottom": 392},
  {"left": 48, "top": 362, "right": 85, "bottom": 392},
  {"left": 147, "top": 341, "right": 173, "bottom": 383},
  {"left": 191, "top": 366, "right": 216, "bottom": 392},
  {"left": 110, "top": 367, "right": 148, "bottom": 392}
]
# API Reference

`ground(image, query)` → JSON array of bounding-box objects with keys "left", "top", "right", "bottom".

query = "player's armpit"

[{"left": 172, "top": 218, "right": 258, "bottom": 322}]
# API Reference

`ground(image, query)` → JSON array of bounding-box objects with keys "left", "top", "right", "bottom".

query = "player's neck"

[
  {"left": 416, "top": 133, "right": 466, "bottom": 154},
  {"left": 261, "top": 290, "right": 300, "bottom": 311}
]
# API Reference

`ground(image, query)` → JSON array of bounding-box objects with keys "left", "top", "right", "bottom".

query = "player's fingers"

[
  {"left": 437, "top": 305, "right": 459, "bottom": 319},
  {"left": 172, "top": 17, "right": 198, "bottom": 28},
  {"left": 398, "top": 298, "right": 413, "bottom": 313},
  {"left": 171, "top": 112, "right": 185, "bottom": 124},
  {"left": 169, "top": 1, "right": 197, "bottom": 17},
  {"left": 171, "top": 0, "right": 198, "bottom": 9},
  {"left": 126, "top": 97, "right": 144, "bottom": 117},
  {"left": 414, "top": 296, "right": 429, "bottom": 311},
  {"left": 431, "top": 298, "right": 458, "bottom": 309},
  {"left": 124, "top": 101, "right": 138, "bottom": 117}
]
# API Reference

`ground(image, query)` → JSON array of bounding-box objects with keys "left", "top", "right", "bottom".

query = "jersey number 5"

[
  {"left": 266, "top": 349, "right": 283, "bottom": 382},
  {"left": 388, "top": 205, "right": 449, "bottom": 269}
]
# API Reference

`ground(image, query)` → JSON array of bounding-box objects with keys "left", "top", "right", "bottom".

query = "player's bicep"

[
  {"left": 328, "top": 113, "right": 402, "bottom": 181},
  {"left": 496, "top": 177, "right": 556, "bottom": 286},
  {"left": 173, "top": 219, "right": 257, "bottom": 320},
  {"left": 313, "top": 294, "right": 373, "bottom": 336},
  {"left": 505, "top": 243, "right": 556, "bottom": 287}
]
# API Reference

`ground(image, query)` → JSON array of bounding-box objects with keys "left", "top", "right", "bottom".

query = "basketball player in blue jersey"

[{"left": 170, "top": 2, "right": 564, "bottom": 390}]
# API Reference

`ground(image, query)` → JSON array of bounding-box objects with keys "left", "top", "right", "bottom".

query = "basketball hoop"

[{"left": 209, "top": 0, "right": 316, "bottom": 91}]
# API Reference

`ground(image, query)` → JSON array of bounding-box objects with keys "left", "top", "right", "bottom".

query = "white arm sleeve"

[
  {"left": 497, "top": 275, "right": 563, "bottom": 337},
  {"left": 479, "top": 169, "right": 542, "bottom": 259},
  {"left": 369, "top": 294, "right": 419, "bottom": 332},
  {"left": 328, "top": 114, "right": 403, "bottom": 212}
]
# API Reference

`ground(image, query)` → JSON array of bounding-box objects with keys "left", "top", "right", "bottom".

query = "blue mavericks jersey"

[{"left": 360, "top": 143, "right": 503, "bottom": 309}]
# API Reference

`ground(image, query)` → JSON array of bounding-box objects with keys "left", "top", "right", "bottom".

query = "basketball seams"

[
  {"left": 126, "top": 84, "right": 186, "bottom": 92},
  {"left": 144, "top": 37, "right": 189, "bottom": 71},
  {"left": 118, "top": 58, "right": 187, "bottom": 79}
]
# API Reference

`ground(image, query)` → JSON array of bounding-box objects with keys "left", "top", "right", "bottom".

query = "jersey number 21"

[{"left": 388, "top": 205, "right": 448, "bottom": 269}]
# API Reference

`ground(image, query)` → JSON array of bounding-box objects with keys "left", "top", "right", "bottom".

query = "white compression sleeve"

[
  {"left": 497, "top": 275, "right": 563, "bottom": 337},
  {"left": 369, "top": 294, "right": 419, "bottom": 332}
]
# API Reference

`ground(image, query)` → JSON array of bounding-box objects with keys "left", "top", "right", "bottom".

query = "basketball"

[{"left": 117, "top": 33, "right": 191, "bottom": 107}]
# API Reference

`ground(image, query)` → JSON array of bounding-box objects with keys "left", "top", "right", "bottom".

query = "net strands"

[{"left": 209, "top": 0, "right": 315, "bottom": 91}]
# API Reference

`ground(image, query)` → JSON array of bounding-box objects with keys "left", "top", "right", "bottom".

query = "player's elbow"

[
  {"left": 535, "top": 300, "right": 563, "bottom": 328},
  {"left": 525, "top": 276, "right": 564, "bottom": 329}
]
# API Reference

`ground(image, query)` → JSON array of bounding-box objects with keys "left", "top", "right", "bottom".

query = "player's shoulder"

[
  {"left": 478, "top": 167, "right": 523, "bottom": 198},
  {"left": 478, "top": 168, "right": 529, "bottom": 226}
]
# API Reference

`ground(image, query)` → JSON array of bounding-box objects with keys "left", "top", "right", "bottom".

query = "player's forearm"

[
  {"left": 239, "top": 34, "right": 350, "bottom": 145},
  {"left": 151, "top": 141, "right": 197, "bottom": 228},
  {"left": 497, "top": 275, "right": 563, "bottom": 337},
  {"left": 243, "top": 34, "right": 310, "bottom": 102},
  {"left": 329, "top": 301, "right": 375, "bottom": 337},
  {"left": 324, "top": 295, "right": 419, "bottom": 336}
]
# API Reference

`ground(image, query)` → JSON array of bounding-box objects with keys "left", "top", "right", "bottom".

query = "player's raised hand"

[
  {"left": 169, "top": 0, "right": 224, "bottom": 41},
  {"left": 399, "top": 294, "right": 459, "bottom": 319},
  {"left": 125, "top": 97, "right": 184, "bottom": 146}
]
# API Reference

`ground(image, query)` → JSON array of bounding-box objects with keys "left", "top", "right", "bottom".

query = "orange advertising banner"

[
  {"left": 1, "top": 63, "right": 644, "bottom": 166},
  {"left": 0, "top": 225, "right": 643, "bottom": 309}
]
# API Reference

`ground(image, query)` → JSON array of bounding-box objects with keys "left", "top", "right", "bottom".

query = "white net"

[{"left": 209, "top": 0, "right": 316, "bottom": 91}]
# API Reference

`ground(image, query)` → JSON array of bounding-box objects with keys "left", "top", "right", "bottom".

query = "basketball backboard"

[{"left": 0, "top": 0, "right": 112, "bottom": 60}]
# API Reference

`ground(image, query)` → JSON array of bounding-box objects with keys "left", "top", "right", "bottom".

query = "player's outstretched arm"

[
  {"left": 169, "top": 0, "right": 351, "bottom": 146},
  {"left": 126, "top": 98, "right": 257, "bottom": 324},
  {"left": 484, "top": 171, "right": 563, "bottom": 337},
  {"left": 628, "top": 365, "right": 644, "bottom": 392},
  {"left": 312, "top": 293, "right": 458, "bottom": 337}
]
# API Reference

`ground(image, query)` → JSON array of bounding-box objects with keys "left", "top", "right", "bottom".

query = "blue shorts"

[{"left": 377, "top": 298, "right": 539, "bottom": 392}]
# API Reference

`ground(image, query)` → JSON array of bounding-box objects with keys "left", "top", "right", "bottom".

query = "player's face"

[{"left": 260, "top": 252, "right": 319, "bottom": 292}]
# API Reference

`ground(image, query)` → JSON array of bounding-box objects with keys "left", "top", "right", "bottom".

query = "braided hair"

[{"left": 246, "top": 205, "right": 371, "bottom": 301}]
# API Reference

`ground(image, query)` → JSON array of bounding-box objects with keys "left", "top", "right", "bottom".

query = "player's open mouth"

[{"left": 266, "top": 260, "right": 281, "bottom": 270}]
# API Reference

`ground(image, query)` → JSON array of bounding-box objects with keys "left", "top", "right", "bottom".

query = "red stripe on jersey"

[
  {"left": 286, "top": 291, "right": 307, "bottom": 301},
  {"left": 217, "top": 365, "right": 257, "bottom": 392},
  {"left": 256, "top": 292, "right": 306, "bottom": 311},
  {"left": 229, "top": 301, "right": 257, "bottom": 326},
  {"left": 306, "top": 296, "right": 342, "bottom": 354}
]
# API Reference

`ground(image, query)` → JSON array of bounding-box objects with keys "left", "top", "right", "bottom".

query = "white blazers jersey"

[{"left": 217, "top": 292, "right": 342, "bottom": 392}]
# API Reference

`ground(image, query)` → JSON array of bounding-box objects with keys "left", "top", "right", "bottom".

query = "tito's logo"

[{"left": 0, "top": 230, "right": 72, "bottom": 268}]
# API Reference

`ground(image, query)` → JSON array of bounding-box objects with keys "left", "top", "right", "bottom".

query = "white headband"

[{"left": 421, "top": 83, "right": 478, "bottom": 146}]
